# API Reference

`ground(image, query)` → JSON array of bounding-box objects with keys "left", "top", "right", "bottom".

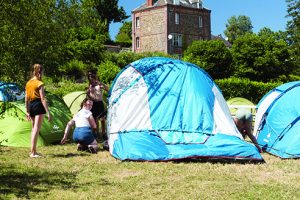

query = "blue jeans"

[{"left": 73, "top": 127, "right": 95, "bottom": 145}]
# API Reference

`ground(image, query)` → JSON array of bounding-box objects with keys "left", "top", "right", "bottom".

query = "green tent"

[
  {"left": 63, "top": 91, "right": 86, "bottom": 115},
  {"left": 226, "top": 97, "right": 256, "bottom": 116},
  {"left": 0, "top": 92, "right": 72, "bottom": 147}
]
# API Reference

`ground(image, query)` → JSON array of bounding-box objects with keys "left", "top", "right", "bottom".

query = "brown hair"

[
  {"left": 80, "top": 98, "right": 91, "bottom": 109},
  {"left": 32, "top": 64, "right": 43, "bottom": 78}
]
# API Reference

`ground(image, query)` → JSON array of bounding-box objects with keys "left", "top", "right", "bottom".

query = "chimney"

[{"left": 147, "top": 0, "right": 153, "bottom": 6}]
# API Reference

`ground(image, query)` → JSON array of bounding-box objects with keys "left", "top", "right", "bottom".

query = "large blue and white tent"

[
  {"left": 253, "top": 81, "right": 300, "bottom": 158},
  {"left": 107, "top": 57, "right": 263, "bottom": 162}
]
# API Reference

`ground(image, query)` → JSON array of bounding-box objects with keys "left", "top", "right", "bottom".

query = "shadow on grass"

[
  {"left": 171, "top": 157, "right": 265, "bottom": 164},
  {"left": 49, "top": 152, "right": 91, "bottom": 158},
  {"left": 0, "top": 165, "right": 77, "bottom": 199}
]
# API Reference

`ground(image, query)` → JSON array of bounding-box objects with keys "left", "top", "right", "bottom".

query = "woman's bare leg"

[{"left": 30, "top": 114, "right": 44, "bottom": 156}]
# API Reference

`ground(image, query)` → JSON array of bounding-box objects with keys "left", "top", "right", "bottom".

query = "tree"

[
  {"left": 0, "top": 0, "right": 108, "bottom": 82},
  {"left": 286, "top": 0, "right": 300, "bottom": 72},
  {"left": 183, "top": 40, "right": 233, "bottom": 79},
  {"left": 93, "top": 0, "right": 129, "bottom": 33},
  {"left": 115, "top": 21, "right": 132, "bottom": 47},
  {"left": 0, "top": 0, "right": 63, "bottom": 83},
  {"left": 231, "top": 33, "right": 294, "bottom": 82},
  {"left": 224, "top": 15, "right": 253, "bottom": 44}
]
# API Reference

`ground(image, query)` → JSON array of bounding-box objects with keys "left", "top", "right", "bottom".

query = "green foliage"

[
  {"left": 0, "top": 0, "right": 108, "bottom": 83},
  {"left": 224, "top": 15, "right": 253, "bottom": 44},
  {"left": 216, "top": 78, "right": 282, "bottom": 103},
  {"left": 58, "top": 60, "right": 88, "bottom": 80},
  {"left": 183, "top": 40, "right": 233, "bottom": 79},
  {"left": 230, "top": 33, "right": 294, "bottom": 82},
  {"left": 104, "top": 51, "right": 172, "bottom": 70},
  {"left": 0, "top": 0, "right": 61, "bottom": 83},
  {"left": 115, "top": 21, "right": 132, "bottom": 47},
  {"left": 45, "top": 77, "right": 87, "bottom": 98},
  {"left": 286, "top": 0, "right": 300, "bottom": 72},
  {"left": 63, "top": 27, "right": 106, "bottom": 64},
  {"left": 93, "top": 0, "right": 129, "bottom": 32},
  {"left": 97, "top": 61, "right": 121, "bottom": 84}
]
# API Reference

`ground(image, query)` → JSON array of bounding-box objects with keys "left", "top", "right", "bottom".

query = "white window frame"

[
  {"left": 175, "top": 12, "right": 180, "bottom": 25},
  {"left": 136, "top": 17, "right": 140, "bottom": 28},
  {"left": 172, "top": 34, "right": 182, "bottom": 47},
  {"left": 199, "top": 16, "right": 203, "bottom": 28},
  {"left": 136, "top": 37, "right": 140, "bottom": 49}
]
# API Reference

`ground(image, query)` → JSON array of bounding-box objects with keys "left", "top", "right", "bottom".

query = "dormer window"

[
  {"left": 173, "top": 0, "right": 180, "bottom": 5},
  {"left": 192, "top": 1, "right": 203, "bottom": 8}
]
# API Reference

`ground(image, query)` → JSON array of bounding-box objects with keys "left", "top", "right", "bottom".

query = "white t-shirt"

[{"left": 73, "top": 108, "right": 92, "bottom": 127}]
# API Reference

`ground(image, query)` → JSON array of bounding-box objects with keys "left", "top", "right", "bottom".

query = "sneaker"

[
  {"left": 77, "top": 144, "right": 88, "bottom": 151},
  {"left": 88, "top": 145, "right": 97, "bottom": 154},
  {"left": 103, "top": 140, "right": 109, "bottom": 151}
]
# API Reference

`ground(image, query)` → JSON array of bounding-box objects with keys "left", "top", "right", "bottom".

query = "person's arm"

[
  {"left": 86, "top": 84, "right": 92, "bottom": 99},
  {"left": 99, "top": 82, "right": 109, "bottom": 92},
  {"left": 88, "top": 115, "right": 97, "bottom": 133},
  {"left": 61, "top": 119, "right": 75, "bottom": 144},
  {"left": 39, "top": 85, "right": 51, "bottom": 121},
  {"left": 244, "top": 125, "right": 262, "bottom": 153},
  {"left": 24, "top": 92, "right": 31, "bottom": 120}
]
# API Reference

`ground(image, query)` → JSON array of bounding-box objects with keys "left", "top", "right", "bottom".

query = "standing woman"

[
  {"left": 86, "top": 70, "right": 109, "bottom": 141},
  {"left": 25, "top": 64, "right": 51, "bottom": 158}
]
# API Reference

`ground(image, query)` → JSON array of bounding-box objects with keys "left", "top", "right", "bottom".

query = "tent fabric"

[
  {"left": 226, "top": 97, "right": 256, "bottom": 116},
  {"left": 0, "top": 90, "right": 72, "bottom": 147},
  {"left": 107, "top": 57, "right": 263, "bottom": 161},
  {"left": 253, "top": 81, "right": 300, "bottom": 158},
  {"left": 0, "top": 82, "right": 25, "bottom": 102},
  {"left": 63, "top": 91, "right": 87, "bottom": 115}
]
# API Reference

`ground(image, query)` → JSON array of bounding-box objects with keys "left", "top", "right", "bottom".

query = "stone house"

[{"left": 132, "top": 0, "right": 211, "bottom": 56}]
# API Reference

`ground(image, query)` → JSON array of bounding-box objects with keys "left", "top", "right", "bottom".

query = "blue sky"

[{"left": 110, "top": 0, "right": 289, "bottom": 40}]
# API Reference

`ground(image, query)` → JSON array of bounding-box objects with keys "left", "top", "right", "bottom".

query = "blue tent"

[
  {"left": 107, "top": 57, "right": 263, "bottom": 162},
  {"left": 0, "top": 82, "right": 25, "bottom": 101},
  {"left": 253, "top": 81, "right": 300, "bottom": 158}
]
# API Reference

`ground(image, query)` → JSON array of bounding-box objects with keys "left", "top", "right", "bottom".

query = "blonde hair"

[{"left": 32, "top": 64, "right": 43, "bottom": 78}]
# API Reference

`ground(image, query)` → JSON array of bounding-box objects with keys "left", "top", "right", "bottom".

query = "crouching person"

[{"left": 61, "top": 98, "right": 98, "bottom": 153}]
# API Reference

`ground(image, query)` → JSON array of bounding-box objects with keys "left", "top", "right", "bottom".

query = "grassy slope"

[{"left": 1, "top": 144, "right": 300, "bottom": 200}]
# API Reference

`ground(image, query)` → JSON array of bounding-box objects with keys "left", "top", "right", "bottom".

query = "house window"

[
  {"left": 136, "top": 37, "right": 140, "bottom": 49},
  {"left": 172, "top": 34, "right": 182, "bottom": 47},
  {"left": 175, "top": 13, "right": 180, "bottom": 25},
  {"left": 199, "top": 16, "right": 203, "bottom": 28},
  {"left": 136, "top": 17, "right": 140, "bottom": 28}
]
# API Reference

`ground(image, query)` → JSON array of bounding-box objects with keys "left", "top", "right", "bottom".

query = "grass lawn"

[{"left": 1, "top": 144, "right": 300, "bottom": 200}]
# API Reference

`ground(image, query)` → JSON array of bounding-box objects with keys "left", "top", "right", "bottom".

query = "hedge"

[{"left": 215, "top": 78, "right": 282, "bottom": 104}]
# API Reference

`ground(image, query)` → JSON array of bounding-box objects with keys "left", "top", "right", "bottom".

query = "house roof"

[
  {"left": 211, "top": 34, "right": 232, "bottom": 48},
  {"left": 133, "top": 0, "right": 208, "bottom": 12}
]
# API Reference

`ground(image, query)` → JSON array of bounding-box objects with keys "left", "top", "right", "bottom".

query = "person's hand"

[
  {"left": 47, "top": 112, "right": 52, "bottom": 122},
  {"left": 25, "top": 112, "right": 31, "bottom": 121},
  {"left": 60, "top": 136, "right": 68, "bottom": 144},
  {"left": 256, "top": 144, "right": 263, "bottom": 153}
]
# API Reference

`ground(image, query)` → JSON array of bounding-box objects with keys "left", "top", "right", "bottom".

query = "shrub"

[
  {"left": 46, "top": 77, "right": 87, "bottom": 98},
  {"left": 215, "top": 78, "right": 282, "bottom": 104},
  {"left": 97, "top": 61, "right": 121, "bottom": 84}
]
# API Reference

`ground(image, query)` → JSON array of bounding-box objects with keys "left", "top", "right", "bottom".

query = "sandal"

[{"left": 30, "top": 153, "right": 42, "bottom": 158}]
